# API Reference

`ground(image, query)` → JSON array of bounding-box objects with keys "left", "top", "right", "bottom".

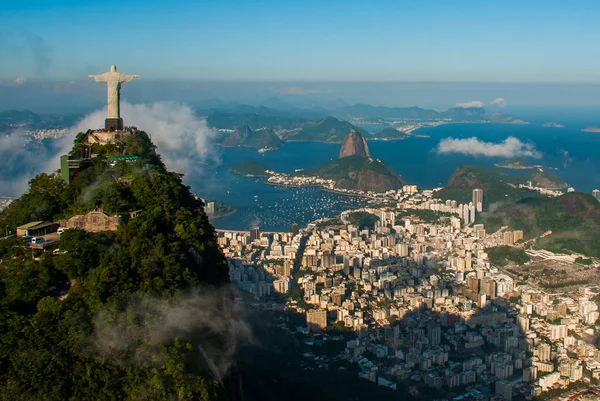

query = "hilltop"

[
  {"left": 281, "top": 117, "right": 367, "bottom": 143},
  {"left": 480, "top": 192, "right": 600, "bottom": 257},
  {"left": 434, "top": 165, "right": 542, "bottom": 207},
  {"left": 0, "top": 130, "right": 237, "bottom": 399},
  {"left": 339, "top": 129, "right": 370, "bottom": 158},
  {"left": 221, "top": 125, "right": 283, "bottom": 149}
]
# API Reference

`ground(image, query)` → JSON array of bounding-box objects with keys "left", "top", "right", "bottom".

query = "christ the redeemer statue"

[{"left": 89, "top": 64, "right": 139, "bottom": 131}]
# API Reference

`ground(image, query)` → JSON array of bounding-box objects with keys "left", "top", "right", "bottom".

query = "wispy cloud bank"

[
  {"left": 454, "top": 100, "right": 484, "bottom": 108},
  {"left": 91, "top": 287, "right": 251, "bottom": 382},
  {"left": 436, "top": 136, "right": 541, "bottom": 158},
  {"left": 59, "top": 102, "right": 220, "bottom": 177},
  {"left": 490, "top": 97, "right": 506, "bottom": 106},
  {"left": 2, "top": 102, "right": 219, "bottom": 197}
]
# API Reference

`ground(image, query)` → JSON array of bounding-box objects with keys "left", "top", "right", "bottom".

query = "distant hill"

[
  {"left": 336, "top": 104, "right": 439, "bottom": 119},
  {"left": 434, "top": 165, "right": 542, "bottom": 207},
  {"left": 0, "top": 110, "right": 42, "bottom": 128},
  {"left": 334, "top": 104, "right": 526, "bottom": 124},
  {"left": 512, "top": 168, "right": 568, "bottom": 190},
  {"left": 206, "top": 109, "right": 306, "bottom": 130},
  {"left": 369, "top": 128, "right": 409, "bottom": 140},
  {"left": 481, "top": 193, "right": 600, "bottom": 257},
  {"left": 284, "top": 117, "right": 367, "bottom": 143},
  {"left": 0, "top": 109, "right": 77, "bottom": 133},
  {"left": 439, "top": 107, "right": 485, "bottom": 121},
  {"left": 229, "top": 160, "right": 271, "bottom": 177},
  {"left": 221, "top": 126, "right": 283, "bottom": 149}
]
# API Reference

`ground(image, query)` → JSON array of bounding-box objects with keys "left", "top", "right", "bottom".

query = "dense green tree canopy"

[{"left": 0, "top": 132, "right": 234, "bottom": 400}]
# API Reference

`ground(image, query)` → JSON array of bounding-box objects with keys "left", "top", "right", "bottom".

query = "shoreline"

[
  {"left": 209, "top": 209, "right": 237, "bottom": 220},
  {"left": 264, "top": 181, "right": 322, "bottom": 188}
]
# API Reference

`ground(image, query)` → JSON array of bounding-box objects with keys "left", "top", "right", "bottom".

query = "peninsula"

[
  {"left": 229, "top": 160, "right": 272, "bottom": 177},
  {"left": 494, "top": 159, "right": 537, "bottom": 169}
]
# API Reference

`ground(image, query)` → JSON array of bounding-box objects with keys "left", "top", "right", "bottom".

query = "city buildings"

[{"left": 216, "top": 185, "right": 599, "bottom": 400}]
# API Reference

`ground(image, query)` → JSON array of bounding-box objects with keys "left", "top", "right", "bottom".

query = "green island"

[
  {"left": 542, "top": 122, "right": 565, "bottom": 128},
  {"left": 0, "top": 132, "right": 234, "bottom": 400},
  {"left": 228, "top": 160, "right": 271, "bottom": 177},
  {"left": 582, "top": 127, "right": 600, "bottom": 133}
]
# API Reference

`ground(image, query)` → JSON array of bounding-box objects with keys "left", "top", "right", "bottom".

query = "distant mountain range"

[
  {"left": 199, "top": 97, "right": 526, "bottom": 124},
  {"left": 220, "top": 125, "right": 283, "bottom": 149},
  {"left": 0, "top": 109, "right": 79, "bottom": 133},
  {"left": 284, "top": 117, "right": 367, "bottom": 143}
]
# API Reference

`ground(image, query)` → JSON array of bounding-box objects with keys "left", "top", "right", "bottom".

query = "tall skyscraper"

[
  {"left": 291, "top": 223, "right": 299, "bottom": 237},
  {"left": 472, "top": 189, "right": 484, "bottom": 212},
  {"left": 250, "top": 226, "right": 260, "bottom": 242}
]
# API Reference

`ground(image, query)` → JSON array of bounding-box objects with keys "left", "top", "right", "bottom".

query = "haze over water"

[{"left": 191, "top": 122, "right": 600, "bottom": 232}]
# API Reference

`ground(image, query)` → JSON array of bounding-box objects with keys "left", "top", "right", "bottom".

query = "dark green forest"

[{"left": 0, "top": 132, "right": 235, "bottom": 400}]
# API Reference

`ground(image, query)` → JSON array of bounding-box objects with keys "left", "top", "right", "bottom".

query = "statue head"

[{"left": 110, "top": 64, "right": 117, "bottom": 72}]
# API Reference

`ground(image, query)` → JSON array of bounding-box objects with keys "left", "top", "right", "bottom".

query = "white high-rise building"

[
  {"left": 473, "top": 189, "right": 484, "bottom": 212},
  {"left": 550, "top": 324, "right": 567, "bottom": 340}
]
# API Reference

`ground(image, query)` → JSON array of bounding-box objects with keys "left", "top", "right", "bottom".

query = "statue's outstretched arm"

[
  {"left": 119, "top": 74, "right": 141, "bottom": 83},
  {"left": 88, "top": 74, "right": 107, "bottom": 83}
]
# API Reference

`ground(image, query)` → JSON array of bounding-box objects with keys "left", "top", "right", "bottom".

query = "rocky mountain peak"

[{"left": 339, "top": 129, "right": 370, "bottom": 159}]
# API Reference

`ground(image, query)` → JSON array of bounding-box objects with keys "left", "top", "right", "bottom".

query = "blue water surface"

[{"left": 187, "top": 123, "right": 600, "bottom": 231}]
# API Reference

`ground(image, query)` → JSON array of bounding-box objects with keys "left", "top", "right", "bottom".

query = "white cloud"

[
  {"left": 436, "top": 136, "right": 541, "bottom": 158},
  {"left": 454, "top": 100, "right": 484, "bottom": 108},
  {"left": 1, "top": 102, "right": 219, "bottom": 197},
  {"left": 491, "top": 97, "right": 506, "bottom": 106},
  {"left": 14, "top": 77, "right": 26, "bottom": 85},
  {"left": 53, "top": 102, "right": 220, "bottom": 177}
]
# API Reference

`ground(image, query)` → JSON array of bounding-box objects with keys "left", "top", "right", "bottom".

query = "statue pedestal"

[{"left": 105, "top": 118, "right": 124, "bottom": 131}]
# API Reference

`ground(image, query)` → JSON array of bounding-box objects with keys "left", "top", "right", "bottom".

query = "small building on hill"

[
  {"left": 58, "top": 210, "right": 122, "bottom": 232},
  {"left": 16, "top": 221, "right": 60, "bottom": 237},
  {"left": 80, "top": 127, "right": 138, "bottom": 145}
]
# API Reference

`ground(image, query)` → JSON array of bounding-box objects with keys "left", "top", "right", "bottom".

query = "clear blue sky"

[{"left": 2, "top": 0, "right": 600, "bottom": 83}]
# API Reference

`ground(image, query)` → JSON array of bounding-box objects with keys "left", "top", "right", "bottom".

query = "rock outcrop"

[{"left": 339, "top": 129, "right": 370, "bottom": 159}]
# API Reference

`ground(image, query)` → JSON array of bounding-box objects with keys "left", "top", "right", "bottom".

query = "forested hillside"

[{"left": 0, "top": 132, "right": 238, "bottom": 400}]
